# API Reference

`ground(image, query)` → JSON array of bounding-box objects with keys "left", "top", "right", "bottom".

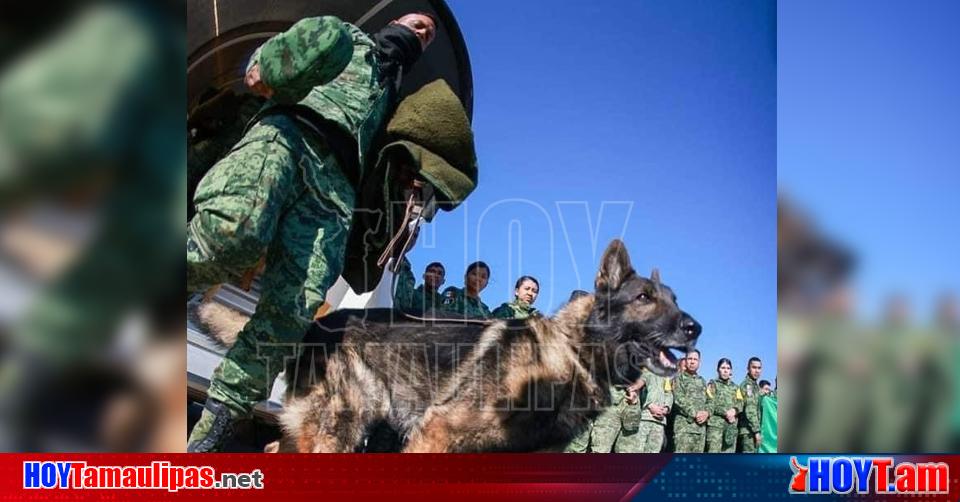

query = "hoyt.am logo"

[{"left": 789, "top": 456, "right": 949, "bottom": 495}]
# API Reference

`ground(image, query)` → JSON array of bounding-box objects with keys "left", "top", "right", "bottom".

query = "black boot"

[{"left": 187, "top": 399, "right": 236, "bottom": 452}]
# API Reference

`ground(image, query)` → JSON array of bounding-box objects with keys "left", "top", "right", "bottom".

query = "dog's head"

[{"left": 587, "top": 239, "right": 701, "bottom": 379}]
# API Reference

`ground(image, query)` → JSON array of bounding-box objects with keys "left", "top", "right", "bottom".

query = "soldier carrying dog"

[{"left": 187, "top": 12, "right": 479, "bottom": 451}]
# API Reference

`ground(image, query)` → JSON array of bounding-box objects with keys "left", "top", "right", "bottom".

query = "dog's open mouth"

[{"left": 646, "top": 345, "right": 690, "bottom": 377}]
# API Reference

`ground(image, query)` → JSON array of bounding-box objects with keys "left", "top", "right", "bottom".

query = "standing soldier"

[
  {"left": 492, "top": 276, "right": 541, "bottom": 319},
  {"left": 758, "top": 380, "right": 772, "bottom": 396},
  {"left": 441, "top": 261, "right": 492, "bottom": 319},
  {"left": 395, "top": 260, "right": 446, "bottom": 312},
  {"left": 738, "top": 357, "right": 763, "bottom": 452},
  {"left": 664, "top": 356, "right": 687, "bottom": 453},
  {"left": 705, "top": 358, "right": 743, "bottom": 453},
  {"left": 627, "top": 368, "right": 673, "bottom": 452},
  {"left": 671, "top": 349, "right": 709, "bottom": 452}
]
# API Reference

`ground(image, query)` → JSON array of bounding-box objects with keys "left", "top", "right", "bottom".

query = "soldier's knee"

[{"left": 189, "top": 206, "right": 272, "bottom": 271}]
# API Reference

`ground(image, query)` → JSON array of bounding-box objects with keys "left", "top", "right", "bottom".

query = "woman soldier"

[
  {"left": 492, "top": 275, "right": 541, "bottom": 319},
  {"left": 705, "top": 358, "right": 744, "bottom": 453}
]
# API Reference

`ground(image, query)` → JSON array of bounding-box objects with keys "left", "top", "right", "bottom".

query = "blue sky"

[
  {"left": 404, "top": 0, "right": 777, "bottom": 380},
  {"left": 779, "top": 0, "right": 960, "bottom": 321}
]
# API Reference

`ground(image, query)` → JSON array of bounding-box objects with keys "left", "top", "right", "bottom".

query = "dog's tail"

[{"left": 194, "top": 300, "right": 249, "bottom": 348}]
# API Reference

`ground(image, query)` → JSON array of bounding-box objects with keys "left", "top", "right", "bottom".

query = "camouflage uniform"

[
  {"left": 440, "top": 286, "right": 491, "bottom": 319},
  {"left": 738, "top": 375, "right": 761, "bottom": 453},
  {"left": 671, "top": 371, "right": 708, "bottom": 453},
  {"left": 563, "top": 385, "right": 642, "bottom": 453},
  {"left": 187, "top": 17, "right": 394, "bottom": 447},
  {"left": 394, "top": 258, "right": 444, "bottom": 313},
  {"left": 705, "top": 378, "right": 743, "bottom": 453},
  {"left": 630, "top": 369, "right": 674, "bottom": 453},
  {"left": 491, "top": 299, "right": 540, "bottom": 320}
]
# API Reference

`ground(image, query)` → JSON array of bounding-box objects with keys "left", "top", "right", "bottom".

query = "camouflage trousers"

[
  {"left": 621, "top": 421, "right": 666, "bottom": 453},
  {"left": 187, "top": 116, "right": 355, "bottom": 417},
  {"left": 705, "top": 423, "right": 738, "bottom": 453},
  {"left": 564, "top": 387, "right": 643, "bottom": 453},
  {"left": 673, "top": 431, "right": 706, "bottom": 453},
  {"left": 738, "top": 433, "right": 758, "bottom": 453}
]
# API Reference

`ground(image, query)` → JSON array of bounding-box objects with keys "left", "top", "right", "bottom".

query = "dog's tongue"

[{"left": 659, "top": 350, "right": 676, "bottom": 369}]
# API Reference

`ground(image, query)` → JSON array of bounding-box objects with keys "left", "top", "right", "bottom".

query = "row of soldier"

[
  {"left": 393, "top": 259, "right": 541, "bottom": 320},
  {"left": 393, "top": 260, "right": 778, "bottom": 454},
  {"left": 566, "top": 351, "right": 776, "bottom": 453}
]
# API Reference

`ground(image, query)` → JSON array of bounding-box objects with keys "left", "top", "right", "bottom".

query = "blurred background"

[
  {"left": 0, "top": 1, "right": 185, "bottom": 451},
  {"left": 778, "top": 0, "right": 959, "bottom": 452}
]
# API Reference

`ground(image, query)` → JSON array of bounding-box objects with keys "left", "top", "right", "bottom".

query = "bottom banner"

[{"left": 2, "top": 454, "right": 958, "bottom": 501}]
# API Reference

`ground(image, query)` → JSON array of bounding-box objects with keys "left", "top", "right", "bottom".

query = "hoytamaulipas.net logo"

[
  {"left": 789, "top": 456, "right": 948, "bottom": 495},
  {"left": 24, "top": 461, "right": 264, "bottom": 492}
]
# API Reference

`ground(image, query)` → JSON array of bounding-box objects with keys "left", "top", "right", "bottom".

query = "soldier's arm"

[
  {"left": 621, "top": 392, "right": 643, "bottom": 428},
  {"left": 672, "top": 379, "right": 699, "bottom": 419},
  {"left": 705, "top": 382, "right": 724, "bottom": 417},
  {"left": 639, "top": 373, "right": 656, "bottom": 409},
  {"left": 392, "top": 257, "right": 416, "bottom": 310},
  {"left": 491, "top": 303, "right": 512, "bottom": 319},
  {"left": 247, "top": 16, "right": 354, "bottom": 103},
  {"left": 479, "top": 302, "right": 493, "bottom": 319},
  {"left": 733, "top": 388, "right": 745, "bottom": 414}
]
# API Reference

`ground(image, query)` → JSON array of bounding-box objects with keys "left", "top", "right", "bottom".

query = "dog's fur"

[
  {"left": 275, "top": 240, "right": 701, "bottom": 452},
  {"left": 196, "top": 301, "right": 248, "bottom": 348}
]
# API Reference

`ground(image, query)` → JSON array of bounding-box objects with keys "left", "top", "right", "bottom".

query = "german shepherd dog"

[{"left": 274, "top": 240, "right": 701, "bottom": 452}]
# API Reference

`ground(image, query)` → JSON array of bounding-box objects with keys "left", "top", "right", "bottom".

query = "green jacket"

[
  {"left": 248, "top": 16, "right": 388, "bottom": 173},
  {"left": 638, "top": 369, "right": 674, "bottom": 425},
  {"left": 394, "top": 258, "right": 444, "bottom": 312},
  {"left": 706, "top": 378, "right": 743, "bottom": 428},
  {"left": 738, "top": 375, "right": 762, "bottom": 435},
  {"left": 440, "top": 287, "right": 491, "bottom": 319},
  {"left": 672, "top": 371, "right": 708, "bottom": 435},
  {"left": 341, "top": 79, "right": 478, "bottom": 293},
  {"left": 491, "top": 299, "right": 540, "bottom": 320},
  {"left": 248, "top": 18, "right": 478, "bottom": 294}
]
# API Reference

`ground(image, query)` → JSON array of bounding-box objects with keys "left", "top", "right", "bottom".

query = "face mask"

[{"left": 373, "top": 24, "right": 424, "bottom": 86}]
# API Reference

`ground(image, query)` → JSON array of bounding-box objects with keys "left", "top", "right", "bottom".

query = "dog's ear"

[
  {"left": 595, "top": 239, "right": 635, "bottom": 292},
  {"left": 650, "top": 268, "right": 661, "bottom": 286}
]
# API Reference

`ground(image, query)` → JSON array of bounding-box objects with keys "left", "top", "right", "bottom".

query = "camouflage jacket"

[
  {"left": 613, "top": 384, "right": 643, "bottom": 433},
  {"left": 672, "top": 371, "right": 708, "bottom": 434},
  {"left": 639, "top": 369, "right": 674, "bottom": 425},
  {"left": 491, "top": 299, "right": 540, "bottom": 320},
  {"left": 706, "top": 378, "right": 743, "bottom": 428},
  {"left": 248, "top": 16, "right": 392, "bottom": 180},
  {"left": 393, "top": 258, "right": 444, "bottom": 312},
  {"left": 738, "top": 375, "right": 761, "bottom": 435},
  {"left": 440, "top": 287, "right": 491, "bottom": 319}
]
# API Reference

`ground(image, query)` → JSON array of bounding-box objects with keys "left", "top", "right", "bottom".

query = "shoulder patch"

[
  {"left": 746, "top": 385, "right": 753, "bottom": 398},
  {"left": 442, "top": 289, "right": 456, "bottom": 305},
  {"left": 706, "top": 382, "right": 715, "bottom": 398},
  {"left": 735, "top": 388, "right": 744, "bottom": 401},
  {"left": 664, "top": 379, "right": 672, "bottom": 392}
]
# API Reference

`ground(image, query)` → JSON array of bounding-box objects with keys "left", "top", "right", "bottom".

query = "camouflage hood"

[{"left": 342, "top": 79, "right": 478, "bottom": 293}]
